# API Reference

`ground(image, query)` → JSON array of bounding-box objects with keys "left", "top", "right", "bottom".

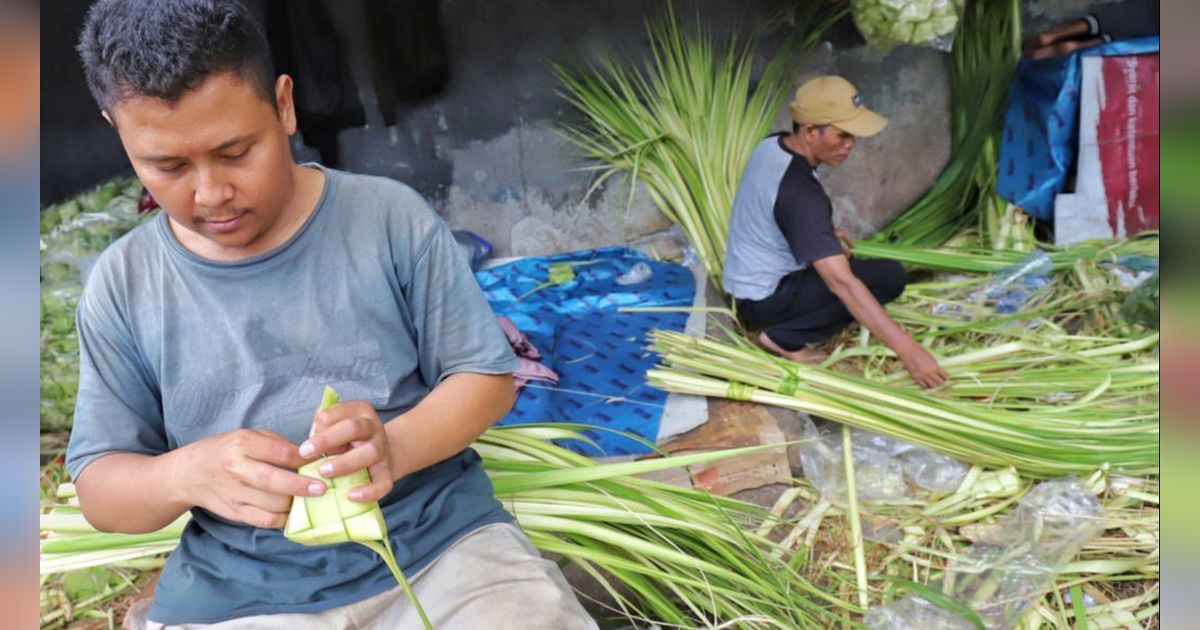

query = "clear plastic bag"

[
  {"left": 1120, "top": 271, "right": 1158, "bottom": 329},
  {"left": 452, "top": 230, "right": 493, "bottom": 271},
  {"left": 39, "top": 178, "right": 154, "bottom": 430},
  {"left": 42, "top": 203, "right": 145, "bottom": 284},
  {"left": 984, "top": 249, "right": 1053, "bottom": 315},
  {"left": 865, "top": 595, "right": 976, "bottom": 630},
  {"left": 797, "top": 418, "right": 969, "bottom": 502},
  {"left": 867, "top": 478, "right": 1105, "bottom": 630},
  {"left": 942, "top": 550, "right": 1056, "bottom": 630},
  {"left": 851, "top": 0, "right": 962, "bottom": 53},
  {"left": 1106, "top": 253, "right": 1159, "bottom": 285},
  {"left": 40, "top": 284, "right": 83, "bottom": 431},
  {"left": 901, "top": 447, "right": 969, "bottom": 493},
  {"left": 999, "top": 478, "right": 1105, "bottom": 563},
  {"left": 931, "top": 302, "right": 972, "bottom": 321},
  {"left": 663, "top": 225, "right": 700, "bottom": 269},
  {"left": 798, "top": 417, "right": 908, "bottom": 503},
  {"left": 41, "top": 179, "right": 150, "bottom": 282}
]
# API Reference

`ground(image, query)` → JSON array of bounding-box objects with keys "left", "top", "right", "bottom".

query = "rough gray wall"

[{"left": 319, "top": 0, "right": 1132, "bottom": 251}]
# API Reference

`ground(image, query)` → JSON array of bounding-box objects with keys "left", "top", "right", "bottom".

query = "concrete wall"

[{"left": 41, "top": 0, "right": 1136, "bottom": 255}]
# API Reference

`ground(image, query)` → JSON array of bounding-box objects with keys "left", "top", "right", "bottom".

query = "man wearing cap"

[{"left": 723, "top": 76, "right": 947, "bottom": 389}]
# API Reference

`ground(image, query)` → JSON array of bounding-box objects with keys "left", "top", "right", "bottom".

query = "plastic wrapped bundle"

[
  {"left": 39, "top": 177, "right": 156, "bottom": 430},
  {"left": 851, "top": 0, "right": 963, "bottom": 52}
]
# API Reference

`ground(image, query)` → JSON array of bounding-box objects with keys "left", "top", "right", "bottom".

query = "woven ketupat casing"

[
  {"left": 281, "top": 386, "right": 432, "bottom": 629},
  {"left": 284, "top": 458, "right": 388, "bottom": 546}
]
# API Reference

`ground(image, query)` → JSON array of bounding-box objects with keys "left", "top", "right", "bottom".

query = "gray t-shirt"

[
  {"left": 723, "top": 134, "right": 843, "bottom": 301},
  {"left": 65, "top": 166, "right": 518, "bottom": 624}
]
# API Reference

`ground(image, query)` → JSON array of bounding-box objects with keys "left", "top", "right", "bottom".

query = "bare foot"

[{"left": 757, "top": 332, "right": 828, "bottom": 364}]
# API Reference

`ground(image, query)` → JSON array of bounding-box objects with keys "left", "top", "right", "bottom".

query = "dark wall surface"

[
  {"left": 40, "top": 0, "right": 786, "bottom": 204},
  {"left": 41, "top": 0, "right": 129, "bottom": 204}
]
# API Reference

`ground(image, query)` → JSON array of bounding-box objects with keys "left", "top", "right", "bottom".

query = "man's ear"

[{"left": 274, "top": 74, "right": 297, "bottom": 135}]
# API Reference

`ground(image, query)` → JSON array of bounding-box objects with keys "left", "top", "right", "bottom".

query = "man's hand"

[
  {"left": 1022, "top": 19, "right": 1104, "bottom": 60},
  {"left": 300, "top": 400, "right": 395, "bottom": 503},
  {"left": 834, "top": 227, "right": 855, "bottom": 257},
  {"left": 812, "top": 254, "right": 948, "bottom": 390},
  {"left": 898, "top": 343, "right": 949, "bottom": 390},
  {"left": 174, "top": 429, "right": 324, "bottom": 529}
]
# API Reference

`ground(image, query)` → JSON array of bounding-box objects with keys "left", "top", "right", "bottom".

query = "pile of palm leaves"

[
  {"left": 42, "top": 427, "right": 858, "bottom": 629},
  {"left": 645, "top": 228, "right": 1158, "bottom": 626},
  {"left": 757, "top": 468, "right": 1157, "bottom": 629},
  {"left": 555, "top": 2, "right": 847, "bottom": 288},
  {"left": 649, "top": 327, "right": 1157, "bottom": 480}
]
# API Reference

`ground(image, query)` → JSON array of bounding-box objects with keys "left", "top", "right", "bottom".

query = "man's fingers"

[
  {"left": 235, "top": 485, "right": 298, "bottom": 515},
  {"left": 1027, "top": 36, "right": 1104, "bottom": 60},
  {"left": 348, "top": 461, "right": 394, "bottom": 503},
  {"left": 920, "top": 374, "right": 944, "bottom": 391},
  {"left": 1056, "top": 37, "right": 1104, "bottom": 56},
  {"left": 312, "top": 400, "right": 376, "bottom": 431},
  {"left": 237, "top": 459, "right": 327, "bottom": 498},
  {"left": 316, "top": 440, "right": 386, "bottom": 479},
  {"left": 303, "top": 416, "right": 374, "bottom": 460},
  {"left": 236, "top": 430, "right": 306, "bottom": 469},
  {"left": 233, "top": 504, "right": 290, "bottom": 530},
  {"left": 255, "top": 428, "right": 288, "bottom": 441}
]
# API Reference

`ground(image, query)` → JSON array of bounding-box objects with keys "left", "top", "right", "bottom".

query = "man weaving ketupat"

[
  {"left": 64, "top": 0, "right": 596, "bottom": 627},
  {"left": 723, "top": 76, "right": 948, "bottom": 389}
]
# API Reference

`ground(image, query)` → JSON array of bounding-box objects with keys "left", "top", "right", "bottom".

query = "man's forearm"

[
  {"left": 830, "top": 276, "right": 918, "bottom": 355},
  {"left": 74, "top": 451, "right": 193, "bottom": 534},
  {"left": 385, "top": 372, "right": 516, "bottom": 480}
]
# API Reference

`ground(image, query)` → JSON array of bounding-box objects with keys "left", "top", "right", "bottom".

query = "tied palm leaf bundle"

[{"left": 648, "top": 330, "right": 1158, "bottom": 479}]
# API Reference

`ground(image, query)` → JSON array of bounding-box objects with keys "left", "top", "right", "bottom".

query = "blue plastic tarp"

[{"left": 476, "top": 247, "right": 695, "bottom": 456}]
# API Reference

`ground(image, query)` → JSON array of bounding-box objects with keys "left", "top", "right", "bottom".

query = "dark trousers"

[{"left": 735, "top": 259, "right": 907, "bottom": 351}]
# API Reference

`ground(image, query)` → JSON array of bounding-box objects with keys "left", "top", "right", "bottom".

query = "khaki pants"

[{"left": 141, "top": 522, "right": 598, "bottom": 630}]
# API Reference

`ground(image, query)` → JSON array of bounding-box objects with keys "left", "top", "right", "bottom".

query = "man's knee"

[{"left": 870, "top": 259, "right": 907, "bottom": 303}]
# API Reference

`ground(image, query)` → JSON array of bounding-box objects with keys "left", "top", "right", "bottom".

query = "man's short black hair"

[{"left": 77, "top": 0, "right": 275, "bottom": 112}]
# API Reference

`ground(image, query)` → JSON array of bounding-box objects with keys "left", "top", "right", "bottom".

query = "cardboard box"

[{"left": 643, "top": 398, "right": 791, "bottom": 496}]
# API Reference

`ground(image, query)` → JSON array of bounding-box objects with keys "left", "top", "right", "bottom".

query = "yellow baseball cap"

[{"left": 789, "top": 75, "right": 888, "bottom": 138}]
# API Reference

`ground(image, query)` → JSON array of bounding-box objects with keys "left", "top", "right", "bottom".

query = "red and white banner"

[{"left": 1056, "top": 53, "right": 1159, "bottom": 244}]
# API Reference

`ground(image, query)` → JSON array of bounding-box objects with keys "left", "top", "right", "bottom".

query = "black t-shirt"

[{"left": 771, "top": 135, "right": 843, "bottom": 266}]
